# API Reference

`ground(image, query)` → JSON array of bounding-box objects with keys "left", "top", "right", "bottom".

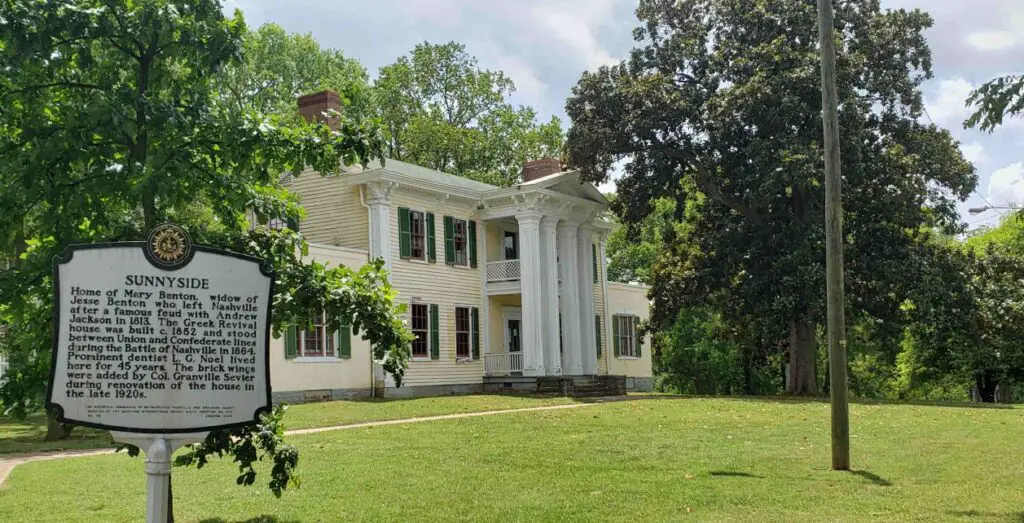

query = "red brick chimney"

[
  {"left": 521, "top": 158, "right": 562, "bottom": 182},
  {"left": 298, "top": 90, "right": 341, "bottom": 129}
]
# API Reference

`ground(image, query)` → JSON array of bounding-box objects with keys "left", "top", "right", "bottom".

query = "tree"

[
  {"left": 565, "top": 0, "right": 976, "bottom": 395},
  {"left": 219, "top": 22, "right": 373, "bottom": 120},
  {"left": 966, "top": 74, "right": 1024, "bottom": 132},
  {"left": 0, "top": 0, "right": 412, "bottom": 497},
  {"left": 374, "top": 41, "right": 563, "bottom": 185}
]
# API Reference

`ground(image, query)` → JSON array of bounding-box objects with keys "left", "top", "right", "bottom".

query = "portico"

[{"left": 478, "top": 161, "right": 611, "bottom": 379}]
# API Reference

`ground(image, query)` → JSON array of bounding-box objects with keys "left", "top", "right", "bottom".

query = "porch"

[{"left": 483, "top": 375, "right": 626, "bottom": 396}]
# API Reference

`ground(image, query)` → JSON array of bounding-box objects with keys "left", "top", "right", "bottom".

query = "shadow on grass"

[
  {"left": 851, "top": 470, "right": 892, "bottom": 486},
  {"left": 947, "top": 510, "right": 1024, "bottom": 521},
  {"left": 709, "top": 471, "right": 764, "bottom": 478},
  {"left": 199, "top": 516, "right": 300, "bottom": 523},
  {"left": 656, "top": 393, "right": 1017, "bottom": 410}
]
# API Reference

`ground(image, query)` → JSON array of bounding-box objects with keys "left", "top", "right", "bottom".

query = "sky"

[{"left": 226, "top": 0, "right": 1024, "bottom": 229}]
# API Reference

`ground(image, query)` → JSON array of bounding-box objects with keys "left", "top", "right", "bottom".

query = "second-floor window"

[
  {"left": 453, "top": 218, "right": 468, "bottom": 266},
  {"left": 410, "top": 210, "right": 426, "bottom": 260}
]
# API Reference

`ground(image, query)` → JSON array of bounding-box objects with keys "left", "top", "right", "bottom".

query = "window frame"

[
  {"left": 617, "top": 315, "right": 638, "bottom": 359},
  {"left": 409, "top": 210, "right": 428, "bottom": 261},
  {"left": 410, "top": 302, "right": 431, "bottom": 360},
  {"left": 293, "top": 312, "right": 337, "bottom": 361},
  {"left": 452, "top": 218, "right": 469, "bottom": 267},
  {"left": 454, "top": 306, "right": 472, "bottom": 361}
]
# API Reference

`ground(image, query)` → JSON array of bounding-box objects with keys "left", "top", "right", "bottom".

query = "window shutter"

[
  {"left": 635, "top": 321, "right": 643, "bottom": 357},
  {"left": 592, "top": 244, "right": 598, "bottom": 283},
  {"left": 398, "top": 207, "right": 411, "bottom": 259},
  {"left": 285, "top": 326, "right": 298, "bottom": 359},
  {"left": 337, "top": 324, "right": 352, "bottom": 359},
  {"left": 471, "top": 307, "right": 480, "bottom": 360},
  {"left": 612, "top": 316, "right": 620, "bottom": 357},
  {"left": 595, "top": 315, "right": 602, "bottom": 358},
  {"left": 443, "top": 216, "right": 455, "bottom": 265},
  {"left": 429, "top": 304, "right": 440, "bottom": 360},
  {"left": 287, "top": 217, "right": 300, "bottom": 232},
  {"left": 469, "top": 220, "right": 478, "bottom": 268},
  {"left": 427, "top": 212, "right": 437, "bottom": 262}
]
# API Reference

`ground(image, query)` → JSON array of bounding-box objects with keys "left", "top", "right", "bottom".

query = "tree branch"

[{"left": 662, "top": 148, "right": 768, "bottom": 229}]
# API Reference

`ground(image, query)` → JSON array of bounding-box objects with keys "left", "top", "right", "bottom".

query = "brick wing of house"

[{"left": 268, "top": 91, "right": 652, "bottom": 403}]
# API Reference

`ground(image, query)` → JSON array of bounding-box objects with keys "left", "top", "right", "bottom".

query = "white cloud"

[
  {"left": 960, "top": 141, "right": 988, "bottom": 165},
  {"left": 925, "top": 77, "right": 974, "bottom": 127},
  {"left": 966, "top": 31, "right": 1018, "bottom": 51},
  {"left": 987, "top": 161, "right": 1024, "bottom": 206},
  {"left": 531, "top": 1, "right": 620, "bottom": 70}
]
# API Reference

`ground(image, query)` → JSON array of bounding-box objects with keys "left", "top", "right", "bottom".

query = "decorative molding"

[{"left": 364, "top": 180, "right": 396, "bottom": 202}]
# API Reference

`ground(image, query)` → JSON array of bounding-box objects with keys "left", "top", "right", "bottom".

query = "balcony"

[
  {"left": 484, "top": 352, "right": 524, "bottom": 376},
  {"left": 485, "top": 259, "right": 521, "bottom": 282}
]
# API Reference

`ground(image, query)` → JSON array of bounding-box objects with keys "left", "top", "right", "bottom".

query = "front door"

[
  {"left": 503, "top": 231, "right": 519, "bottom": 260},
  {"left": 504, "top": 309, "right": 523, "bottom": 353}
]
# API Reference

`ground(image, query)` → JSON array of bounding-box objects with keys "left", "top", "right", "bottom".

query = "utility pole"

[{"left": 817, "top": 0, "right": 850, "bottom": 471}]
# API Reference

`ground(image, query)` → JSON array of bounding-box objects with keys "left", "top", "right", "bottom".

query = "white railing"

[
  {"left": 486, "top": 259, "right": 521, "bottom": 282},
  {"left": 484, "top": 352, "right": 524, "bottom": 376}
]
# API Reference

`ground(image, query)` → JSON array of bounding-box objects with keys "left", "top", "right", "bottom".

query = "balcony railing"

[
  {"left": 484, "top": 352, "right": 524, "bottom": 376},
  {"left": 486, "top": 259, "right": 520, "bottom": 282}
]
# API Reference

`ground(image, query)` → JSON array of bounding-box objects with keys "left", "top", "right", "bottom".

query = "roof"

[
  {"left": 363, "top": 159, "right": 498, "bottom": 193},
  {"left": 518, "top": 169, "right": 609, "bottom": 205}
]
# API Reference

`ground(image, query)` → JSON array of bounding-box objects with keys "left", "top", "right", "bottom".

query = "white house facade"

[{"left": 268, "top": 92, "right": 653, "bottom": 403}]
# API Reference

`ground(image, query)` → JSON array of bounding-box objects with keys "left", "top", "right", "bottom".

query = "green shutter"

[
  {"left": 443, "top": 216, "right": 455, "bottom": 265},
  {"left": 595, "top": 315, "right": 602, "bottom": 358},
  {"left": 612, "top": 316, "right": 620, "bottom": 357},
  {"left": 338, "top": 324, "right": 352, "bottom": 359},
  {"left": 285, "top": 326, "right": 298, "bottom": 359},
  {"left": 592, "top": 243, "right": 598, "bottom": 283},
  {"left": 430, "top": 304, "right": 440, "bottom": 360},
  {"left": 469, "top": 220, "right": 478, "bottom": 268},
  {"left": 427, "top": 212, "right": 437, "bottom": 262},
  {"left": 398, "top": 207, "right": 411, "bottom": 259},
  {"left": 471, "top": 307, "right": 480, "bottom": 360},
  {"left": 286, "top": 217, "right": 300, "bottom": 232},
  {"left": 635, "top": 320, "right": 643, "bottom": 358}
]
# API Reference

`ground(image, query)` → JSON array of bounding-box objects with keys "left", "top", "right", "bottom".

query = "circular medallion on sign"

[{"left": 145, "top": 223, "right": 193, "bottom": 269}]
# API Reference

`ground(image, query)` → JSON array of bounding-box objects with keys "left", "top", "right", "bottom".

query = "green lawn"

[
  {"left": 0, "top": 394, "right": 577, "bottom": 455},
  {"left": 2, "top": 397, "right": 1022, "bottom": 522}
]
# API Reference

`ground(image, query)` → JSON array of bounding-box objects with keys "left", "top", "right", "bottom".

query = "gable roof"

[{"left": 518, "top": 169, "right": 609, "bottom": 205}]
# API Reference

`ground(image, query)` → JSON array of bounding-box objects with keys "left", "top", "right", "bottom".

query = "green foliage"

[
  {"left": 0, "top": 0, "right": 412, "bottom": 494},
  {"left": 374, "top": 41, "right": 564, "bottom": 185},
  {"left": 565, "top": 0, "right": 976, "bottom": 394},
  {"left": 966, "top": 74, "right": 1024, "bottom": 132},
  {"left": 219, "top": 22, "right": 373, "bottom": 119}
]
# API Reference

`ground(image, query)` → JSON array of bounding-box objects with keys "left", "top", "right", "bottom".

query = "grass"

[
  {"left": 0, "top": 394, "right": 578, "bottom": 455},
  {"left": 2, "top": 397, "right": 1022, "bottom": 522}
]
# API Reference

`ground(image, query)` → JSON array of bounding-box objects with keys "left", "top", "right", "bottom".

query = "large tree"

[
  {"left": 219, "top": 22, "right": 373, "bottom": 119},
  {"left": 0, "top": 0, "right": 411, "bottom": 496},
  {"left": 565, "top": 0, "right": 975, "bottom": 395},
  {"left": 375, "top": 41, "right": 563, "bottom": 185}
]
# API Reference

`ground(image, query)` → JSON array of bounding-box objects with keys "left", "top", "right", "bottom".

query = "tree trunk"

[
  {"left": 787, "top": 318, "right": 819, "bottom": 395},
  {"left": 44, "top": 410, "right": 71, "bottom": 441},
  {"left": 975, "top": 373, "right": 998, "bottom": 403}
]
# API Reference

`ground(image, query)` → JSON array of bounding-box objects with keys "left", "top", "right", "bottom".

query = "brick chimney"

[
  {"left": 298, "top": 90, "right": 341, "bottom": 129},
  {"left": 521, "top": 157, "right": 562, "bottom": 182}
]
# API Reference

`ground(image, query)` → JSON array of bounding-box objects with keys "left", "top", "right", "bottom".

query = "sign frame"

[{"left": 45, "top": 234, "right": 275, "bottom": 434}]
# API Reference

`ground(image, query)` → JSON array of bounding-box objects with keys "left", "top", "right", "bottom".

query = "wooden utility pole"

[{"left": 817, "top": 0, "right": 850, "bottom": 471}]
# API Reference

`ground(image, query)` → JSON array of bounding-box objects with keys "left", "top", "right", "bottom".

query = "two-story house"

[{"left": 268, "top": 91, "right": 652, "bottom": 403}]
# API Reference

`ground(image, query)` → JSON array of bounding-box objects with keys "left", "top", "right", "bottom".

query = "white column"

[
  {"left": 557, "top": 220, "right": 583, "bottom": 375},
  {"left": 517, "top": 213, "right": 545, "bottom": 376},
  {"left": 365, "top": 181, "right": 394, "bottom": 274},
  {"left": 577, "top": 223, "right": 598, "bottom": 375},
  {"left": 539, "top": 216, "right": 561, "bottom": 375},
  {"left": 480, "top": 219, "right": 490, "bottom": 357}
]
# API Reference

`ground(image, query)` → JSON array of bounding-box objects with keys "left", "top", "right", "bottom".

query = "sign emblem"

[{"left": 145, "top": 223, "right": 193, "bottom": 269}]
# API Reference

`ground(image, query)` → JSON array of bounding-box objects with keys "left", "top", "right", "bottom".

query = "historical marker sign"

[{"left": 46, "top": 224, "right": 273, "bottom": 433}]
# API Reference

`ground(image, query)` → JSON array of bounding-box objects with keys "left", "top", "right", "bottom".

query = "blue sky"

[{"left": 227, "top": 0, "right": 1023, "bottom": 229}]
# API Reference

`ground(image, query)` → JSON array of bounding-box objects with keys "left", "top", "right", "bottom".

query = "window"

[
  {"left": 503, "top": 231, "right": 518, "bottom": 260},
  {"left": 453, "top": 218, "right": 468, "bottom": 266},
  {"left": 411, "top": 303, "right": 429, "bottom": 358},
  {"left": 410, "top": 211, "right": 426, "bottom": 260},
  {"left": 293, "top": 312, "right": 334, "bottom": 358},
  {"left": 455, "top": 307, "right": 471, "bottom": 359},
  {"left": 616, "top": 315, "right": 637, "bottom": 358}
]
